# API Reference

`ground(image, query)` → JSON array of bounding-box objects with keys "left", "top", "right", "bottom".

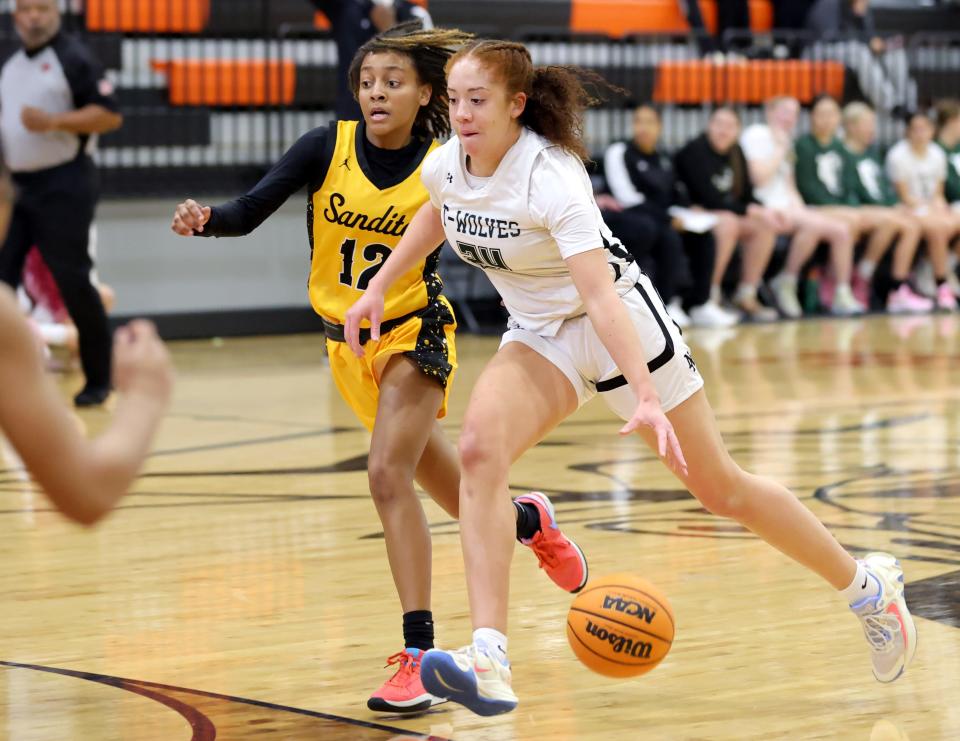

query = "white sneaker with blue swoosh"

[
  {"left": 420, "top": 644, "right": 518, "bottom": 716},
  {"left": 850, "top": 552, "right": 918, "bottom": 683}
]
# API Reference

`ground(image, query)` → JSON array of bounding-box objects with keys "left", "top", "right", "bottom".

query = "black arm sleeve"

[
  {"left": 55, "top": 35, "right": 119, "bottom": 112},
  {"left": 201, "top": 125, "right": 333, "bottom": 238}
]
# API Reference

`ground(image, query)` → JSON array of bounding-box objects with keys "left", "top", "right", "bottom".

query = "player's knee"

[
  {"left": 902, "top": 218, "right": 922, "bottom": 241},
  {"left": 713, "top": 213, "right": 740, "bottom": 241},
  {"left": 367, "top": 455, "right": 413, "bottom": 508},
  {"left": 687, "top": 465, "right": 748, "bottom": 518},
  {"left": 826, "top": 221, "right": 853, "bottom": 247},
  {"left": 458, "top": 425, "right": 507, "bottom": 479}
]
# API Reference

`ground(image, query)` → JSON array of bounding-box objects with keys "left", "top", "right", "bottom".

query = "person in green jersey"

[
  {"left": 797, "top": 94, "right": 921, "bottom": 310},
  {"left": 841, "top": 102, "right": 935, "bottom": 313},
  {"left": 936, "top": 99, "right": 960, "bottom": 211},
  {"left": 935, "top": 99, "right": 960, "bottom": 292}
]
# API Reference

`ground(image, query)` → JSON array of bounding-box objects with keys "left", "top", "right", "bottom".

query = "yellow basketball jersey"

[{"left": 308, "top": 120, "right": 441, "bottom": 324}]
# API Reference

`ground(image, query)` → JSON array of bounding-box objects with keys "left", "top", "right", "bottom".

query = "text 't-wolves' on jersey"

[{"left": 421, "top": 126, "right": 638, "bottom": 336}]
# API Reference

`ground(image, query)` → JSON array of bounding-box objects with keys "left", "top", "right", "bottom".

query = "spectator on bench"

[
  {"left": 601, "top": 104, "right": 692, "bottom": 327},
  {"left": 675, "top": 105, "right": 779, "bottom": 324},
  {"left": 886, "top": 110, "right": 960, "bottom": 310},
  {"left": 741, "top": 96, "right": 863, "bottom": 317},
  {"left": 935, "top": 99, "right": 960, "bottom": 209},
  {"left": 841, "top": 102, "right": 936, "bottom": 312},
  {"left": 936, "top": 99, "right": 960, "bottom": 287},
  {"left": 796, "top": 94, "right": 922, "bottom": 310}
]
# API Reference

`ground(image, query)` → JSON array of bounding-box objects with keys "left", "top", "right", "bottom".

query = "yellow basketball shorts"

[{"left": 325, "top": 295, "right": 458, "bottom": 431}]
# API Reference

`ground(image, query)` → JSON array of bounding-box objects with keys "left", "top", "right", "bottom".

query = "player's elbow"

[
  {"left": 48, "top": 483, "right": 114, "bottom": 526},
  {"left": 59, "top": 456, "right": 134, "bottom": 525},
  {"left": 68, "top": 501, "right": 110, "bottom": 527}
]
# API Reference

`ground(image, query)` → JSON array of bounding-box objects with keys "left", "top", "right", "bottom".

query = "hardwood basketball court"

[{"left": 1, "top": 314, "right": 958, "bottom": 740}]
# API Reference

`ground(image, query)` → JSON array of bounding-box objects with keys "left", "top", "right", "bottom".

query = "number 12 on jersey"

[{"left": 338, "top": 238, "right": 391, "bottom": 290}]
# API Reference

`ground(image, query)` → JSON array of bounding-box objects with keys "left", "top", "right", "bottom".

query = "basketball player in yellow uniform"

[{"left": 171, "top": 24, "right": 588, "bottom": 714}]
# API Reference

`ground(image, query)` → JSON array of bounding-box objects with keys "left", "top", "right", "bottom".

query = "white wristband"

[{"left": 371, "top": 0, "right": 395, "bottom": 7}]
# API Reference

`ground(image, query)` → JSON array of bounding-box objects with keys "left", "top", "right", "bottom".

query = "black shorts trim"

[
  {"left": 596, "top": 281, "right": 675, "bottom": 393},
  {"left": 403, "top": 297, "right": 455, "bottom": 390}
]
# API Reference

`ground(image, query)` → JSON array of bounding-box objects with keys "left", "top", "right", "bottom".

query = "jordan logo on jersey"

[
  {"left": 446, "top": 172, "right": 453, "bottom": 183},
  {"left": 339, "top": 157, "right": 351, "bottom": 170}
]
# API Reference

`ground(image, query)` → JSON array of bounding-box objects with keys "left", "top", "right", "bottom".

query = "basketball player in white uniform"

[
  {"left": 430, "top": 127, "right": 702, "bottom": 421},
  {"left": 345, "top": 40, "right": 918, "bottom": 717}
]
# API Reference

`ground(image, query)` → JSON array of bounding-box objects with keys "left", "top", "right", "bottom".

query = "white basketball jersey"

[{"left": 422, "top": 127, "right": 639, "bottom": 336}]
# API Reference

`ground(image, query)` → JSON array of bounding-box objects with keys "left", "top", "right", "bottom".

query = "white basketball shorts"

[{"left": 500, "top": 273, "right": 704, "bottom": 419}]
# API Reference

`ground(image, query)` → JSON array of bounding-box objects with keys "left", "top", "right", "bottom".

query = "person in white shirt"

[
  {"left": 886, "top": 110, "right": 960, "bottom": 309},
  {"left": 740, "top": 96, "right": 863, "bottom": 317},
  {"left": 345, "top": 40, "right": 916, "bottom": 717}
]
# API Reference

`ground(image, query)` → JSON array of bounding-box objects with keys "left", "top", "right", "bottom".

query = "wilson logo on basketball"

[
  {"left": 603, "top": 595, "right": 656, "bottom": 624},
  {"left": 585, "top": 620, "right": 653, "bottom": 658}
]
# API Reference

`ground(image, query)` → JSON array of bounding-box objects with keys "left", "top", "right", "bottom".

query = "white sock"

[
  {"left": 39, "top": 323, "right": 71, "bottom": 346},
  {"left": 857, "top": 260, "right": 876, "bottom": 281},
  {"left": 473, "top": 628, "right": 508, "bottom": 664},
  {"left": 734, "top": 283, "right": 757, "bottom": 302},
  {"left": 840, "top": 561, "right": 881, "bottom": 605}
]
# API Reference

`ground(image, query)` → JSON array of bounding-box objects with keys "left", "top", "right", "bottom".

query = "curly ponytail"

[{"left": 447, "top": 40, "right": 617, "bottom": 161}]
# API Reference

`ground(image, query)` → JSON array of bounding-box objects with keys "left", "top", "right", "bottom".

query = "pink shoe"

[
  {"left": 515, "top": 492, "right": 589, "bottom": 593},
  {"left": 936, "top": 283, "right": 958, "bottom": 311},
  {"left": 367, "top": 648, "right": 443, "bottom": 714},
  {"left": 852, "top": 274, "right": 871, "bottom": 308},
  {"left": 818, "top": 269, "right": 836, "bottom": 308},
  {"left": 886, "top": 284, "right": 934, "bottom": 314}
]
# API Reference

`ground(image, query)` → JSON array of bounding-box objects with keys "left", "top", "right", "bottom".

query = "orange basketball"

[{"left": 566, "top": 573, "right": 675, "bottom": 678}]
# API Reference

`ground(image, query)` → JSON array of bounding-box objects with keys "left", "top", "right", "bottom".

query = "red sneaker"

[
  {"left": 515, "top": 492, "right": 588, "bottom": 593},
  {"left": 367, "top": 648, "right": 444, "bottom": 714}
]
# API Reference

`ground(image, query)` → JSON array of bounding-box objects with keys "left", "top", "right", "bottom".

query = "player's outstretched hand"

[
  {"left": 343, "top": 289, "right": 385, "bottom": 358},
  {"left": 113, "top": 320, "right": 173, "bottom": 405},
  {"left": 171, "top": 199, "right": 212, "bottom": 235},
  {"left": 621, "top": 396, "right": 688, "bottom": 478}
]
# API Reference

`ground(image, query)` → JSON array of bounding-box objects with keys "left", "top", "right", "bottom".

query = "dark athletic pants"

[{"left": 0, "top": 156, "right": 111, "bottom": 389}]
